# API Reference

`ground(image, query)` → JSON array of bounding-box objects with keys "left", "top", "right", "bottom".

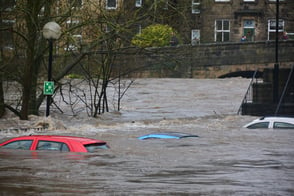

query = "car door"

[
  {"left": 1, "top": 139, "right": 34, "bottom": 150},
  {"left": 35, "top": 139, "right": 70, "bottom": 152},
  {"left": 246, "top": 121, "right": 270, "bottom": 129},
  {"left": 273, "top": 122, "right": 294, "bottom": 129}
]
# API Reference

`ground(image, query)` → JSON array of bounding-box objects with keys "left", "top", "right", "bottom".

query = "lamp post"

[
  {"left": 42, "top": 21, "right": 61, "bottom": 117},
  {"left": 273, "top": 0, "right": 279, "bottom": 104}
]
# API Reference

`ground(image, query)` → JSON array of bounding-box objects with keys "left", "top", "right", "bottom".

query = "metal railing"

[{"left": 237, "top": 70, "right": 261, "bottom": 115}]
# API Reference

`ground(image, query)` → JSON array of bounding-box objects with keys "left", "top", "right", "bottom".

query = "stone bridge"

[{"left": 116, "top": 40, "right": 294, "bottom": 78}]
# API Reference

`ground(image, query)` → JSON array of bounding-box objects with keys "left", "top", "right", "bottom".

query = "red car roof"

[
  {"left": 0, "top": 135, "right": 108, "bottom": 152},
  {"left": 28, "top": 135, "right": 106, "bottom": 144},
  {"left": 31, "top": 135, "right": 104, "bottom": 143}
]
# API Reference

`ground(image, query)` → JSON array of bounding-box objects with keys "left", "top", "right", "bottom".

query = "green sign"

[{"left": 44, "top": 81, "right": 54, "bottom": 95}]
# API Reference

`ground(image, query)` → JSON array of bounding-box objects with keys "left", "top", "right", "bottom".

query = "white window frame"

[
  {"left": 191, "top": 29, "right": 200, "bottom": 45},
  {"left": 163, "top": 0, "right": 168, "bottom": 10},
  {"left": 137, "top": 24, "right": 142, "bottom": 34},
  {"left": 2, "top": 19, "right": 16, "bottom": 24},
  {"left": 105, "top": 24, "right": 114, "bottom": 33},
  {"left": 192, "top": 0, "right": 200, "bottom": 14},
  {"left": 135, "top": 0, "right": 142, "bottom": 7},
  {"left": 215, "top": 19, "right": 230, "bottom": 42},
  {"left": 65, "top": 20, "right": 82, "bottom": 51},
  {"left": 2, "top": 0, "right": 16, "bottom": 11},
  {"left": 1, "top": 19, "right": 15, "bottom": 50},
  {"left": 243, "top": 0, "right": 255, "bottom": 2},
  {"left": 215, "top": 0, "right": 230, "bottom": 2},
  {"left": 267, "top": 19, "right": 284, "bottom": 40},
  {"left": 106, "top": 0, "right": 117, "bottom": 10},
  {"left": 243, "top": 19, "right": 255, "bottom": 28},
  {"left": 66, "top": 19, "right": 80, "bottom": 26},
  {"left": 38, "top": 6, "right": 45, "bottom": 17}
]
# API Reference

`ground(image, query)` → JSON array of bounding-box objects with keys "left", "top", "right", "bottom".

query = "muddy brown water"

[
  {"left": 0, "top": 79, "right": 293, "bottom": 195},
  {"left": 1, "top": 116, "right": 293, "bottom": 195}
]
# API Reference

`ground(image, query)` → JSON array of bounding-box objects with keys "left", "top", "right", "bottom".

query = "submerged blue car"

[{"left": 138, "top": 132, "right": 199, "bottom": 140}]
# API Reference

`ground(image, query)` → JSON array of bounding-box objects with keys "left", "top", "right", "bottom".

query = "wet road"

[{"left": 0, "top": 79, "right": 293, "bottom": 195}]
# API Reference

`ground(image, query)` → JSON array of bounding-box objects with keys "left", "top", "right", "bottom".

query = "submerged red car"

[{"left": 0, "top": 135, "right": 109, "bottom": 153}]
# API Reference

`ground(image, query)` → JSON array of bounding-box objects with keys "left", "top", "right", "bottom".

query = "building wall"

[
  {"left": 1, "top": 0, "right": 293, "bottom": 68},
  {"left": 113, "top": 40, "right": 294, "bottom": 78},
  {"left": 1, "top": 0, "right": 293, "bottom": 49},
  {"left": 123, "top": 0, "right": 294, "bottom": 44},
  {"left": 196, "top": 0, "right": 294, "bottom": 43}
]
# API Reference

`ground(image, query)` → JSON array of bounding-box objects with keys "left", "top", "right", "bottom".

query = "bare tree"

[
  {"left": 0, "top": 0, "right": 86, "bottom": 119},
  {"left": 0, "top": 0, "right": 186, "bottom": 119}
]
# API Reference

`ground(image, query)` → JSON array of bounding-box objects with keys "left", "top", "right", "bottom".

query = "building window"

[
  {"left": 243, "top": 0, "right": 255, "bottom": 2},
  {"left": 135, "top": 0, "right": 142, "bottom": 7},
  {"left": 215, "top": 0, "right": 230, "bottom": 2},
  {"left": 65, "top": 20, "right": 82, "bottom": 51},
  {"left": 1, "top": 19, "right": 15, "bottom": 50},
  {"left": 268, "top": 19, "right": 284, "bottom": 40},
  {"left": 191, "top": 29, "right": 200, "bottom": 45},
  {"left": 106, "top": 24, "right": 112, "bottom": 33},
  {"left": 268, "top": 0, "right": 285, "bottom": 2},
  {"left": 215, "top": 20, "right": 230, "bottom": 42},
  {"left": 163, "top": 0, "right": 168, "bottom": 10},
  {"left": 192, "top": 0, "right": 200, "bottom": 14},
  {"left": 0, "top": 0, "right": 16, "bottom": 11},
  {"left": 106, "top": 0, "right": 117, "bottom": 9},
  {"left": 38, "top": 6, "right": 45, "bottom": 17},
  {"left": 137, "top": 24, "right": 142, "bottom": 34}
]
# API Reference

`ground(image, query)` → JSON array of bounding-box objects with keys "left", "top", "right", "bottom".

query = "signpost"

[
  {"left": 43, "top": 21, "right": 61, "bottom": 117},
  {"left": 43, "top": 81, "right": 54, "bottom": 95}
]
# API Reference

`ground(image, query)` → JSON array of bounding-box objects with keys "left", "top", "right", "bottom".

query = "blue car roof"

[{"left": 138, "top": 132, "right": 199, "bottom": 140}]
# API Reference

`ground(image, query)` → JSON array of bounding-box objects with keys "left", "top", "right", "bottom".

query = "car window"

[
  {"left": 84, "top": 143, "right": 109, "bottom": 153},
  {"left": 2, "top": 140, "right": 33, "bottom": 150},
  {"left": 60, "top": 143, "right": 70, "bottom": 151},
  {"left": 273, "top": 122, "right": 294, "bottom": 129},
  {"left": 247, "top": 122, "right": 269, "bottom": 129},
  {"left": 37, "top": 141, "right": 70, "bottom": 152}
]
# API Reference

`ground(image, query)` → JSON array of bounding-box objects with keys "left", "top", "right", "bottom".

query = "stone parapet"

[{"left": 115, "top": 40, "right": 294, "bottom": 78}]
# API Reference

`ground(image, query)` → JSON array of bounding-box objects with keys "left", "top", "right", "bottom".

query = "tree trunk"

[
  {"left": 20, "top": 52, "right": 34, "bottom": 120},
  {"left": 0, "top": 77, "right": 5, "bottom": 117},
  {"left": 20, "top": 0, "right": 38, "bottom": 120}
]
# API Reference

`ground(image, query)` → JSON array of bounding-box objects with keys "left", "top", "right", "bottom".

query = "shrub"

[{"left": 131, "top": 24, "right": 179, "bottom": 48}]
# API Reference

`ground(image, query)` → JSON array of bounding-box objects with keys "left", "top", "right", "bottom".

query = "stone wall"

[{"left": 116, "top": 40, "right": 294, "bottom": 78}]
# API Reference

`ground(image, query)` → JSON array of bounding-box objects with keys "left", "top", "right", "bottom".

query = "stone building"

[
  {"left": 197, "top": 0, "right": 294, "bottom": 43},
  {"left": 1, "top": 0, "right": 293, "bottom": 50},
  {"left": 128, "top": 0, "right": 294, "bottom": 44},
  {"left": 127, "top": 0, "right": 294, "bottom": 44}
]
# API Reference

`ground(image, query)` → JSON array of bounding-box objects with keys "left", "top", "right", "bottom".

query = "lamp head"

[{"left": 43, "top": 21, "right": 61, "bottom": 40}]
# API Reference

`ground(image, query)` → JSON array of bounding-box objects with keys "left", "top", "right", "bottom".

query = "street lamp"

[
  {"left": 42, "top": 21, "right": 61, "bottom": 117},
  {"left": 273, "top": 0, "right": 280, "bottom": 104}
]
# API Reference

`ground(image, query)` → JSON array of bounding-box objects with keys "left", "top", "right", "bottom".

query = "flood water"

[{"left": 0, "top": 78, "right": 293, "bottom": 195}]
